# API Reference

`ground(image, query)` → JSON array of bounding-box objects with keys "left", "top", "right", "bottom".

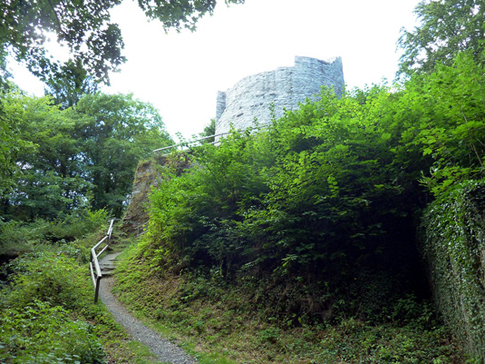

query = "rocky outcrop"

[{"left": 122, "top": 154, "right": 193, "bottom": 235}]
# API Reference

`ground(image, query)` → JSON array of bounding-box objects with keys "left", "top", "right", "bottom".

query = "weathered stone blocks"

[{"left": 215, "top": 56, "right": 344, "bottom": 135}]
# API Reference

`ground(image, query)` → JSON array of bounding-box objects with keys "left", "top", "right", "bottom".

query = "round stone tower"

[{"left": 215, "top": 56, "right": 344, "bottom": 135}]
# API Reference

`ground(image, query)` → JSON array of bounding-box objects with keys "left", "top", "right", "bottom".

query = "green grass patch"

[{"left": 112, "top": 241, "right": 474, "bottom": 364}]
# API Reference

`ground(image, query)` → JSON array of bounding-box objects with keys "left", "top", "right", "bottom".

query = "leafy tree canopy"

[
  {"left": 0, "top": 87, "right": 33, "bottom": 196},
  {"left": 398, "top": 0, "right": 485, "bottom": 75},
  {"left": 44, "top": 59, "right": 99, "bottom": 109},
  {"left": 0, "top": 0, "right": 244, "bottom": 85},
  {"left": 73, "top": 92, "right": 173, "bottom": 217},
  {"left": 0, "top": 91, "right": 173, "bottom": 220}
]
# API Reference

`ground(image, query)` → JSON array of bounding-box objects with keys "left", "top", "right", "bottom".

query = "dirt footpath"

[{"left": 98, "top": 253, "right": 198, "bottom": 364}]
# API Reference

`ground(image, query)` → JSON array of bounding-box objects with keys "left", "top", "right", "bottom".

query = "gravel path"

[{"left": 98, "top": 253, "right": 198, "bottom": 364}]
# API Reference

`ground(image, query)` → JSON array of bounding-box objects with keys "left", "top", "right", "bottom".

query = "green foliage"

[
  {"left": 242, "top": 88, "right": 413, "bottom": 280},
  {"left": 0, "top": 300, "right": 105, "bottom": 364},
  {"left": 73, "top": 92, "right": 173, "bottom": 217},
  {"left": 2, "top": 251, "right": 92, "bottom": 310},
  {"left": 1, "top": 93, "right": 91, "bottom": 219},
  {"left": 0, "top": 91, "right": 172, "bottom": 219},
  {"left": 113, "top": 248, "right": 468, "bottom": 363},
  {"left": 0, "top": 237, "right": 111, "bottom": 364},
  {"left": 0, "top": 0, "right": 244, "bottom": 85},
  {"left": 0, "top": 209, "right": 108, "bottom": 250},
  {"left": 146, "top": 127, "right": 274, "bottom": 274},
  {"left": 146, "top": 87, "right": 422, "bottom": 303},
  {"left": 44, "top": 59, "right": 99, "bottom": 109},
  {"left": 397, "top": 52, "right": 485, "bottom": 196},
  {"left": 420, "top": 180, "right": 485, "bottom": 361},
  {"left": 1, "top": 0, "right": 124, "bottom": 84},
  {"left": 399, "top": 0, "right": 485, "bottom": 75},
  {"left": 0, "top": 89, "right": 34, "bottom": 196}
]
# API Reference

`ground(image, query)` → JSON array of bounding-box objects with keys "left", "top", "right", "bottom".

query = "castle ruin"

[{"left": 215, "top": 56, "right": 344, "bottom": 135}]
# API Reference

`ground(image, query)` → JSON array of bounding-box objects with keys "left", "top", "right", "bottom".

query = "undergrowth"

[
  {"left": 0, "top": 220, "right": 160, "bottom": 364},
  {"left": 113, "top": 241, "right": 474, "bottom": 364},
  {"left": 0, "top": 209, "right": 110, "bottom": 258}
]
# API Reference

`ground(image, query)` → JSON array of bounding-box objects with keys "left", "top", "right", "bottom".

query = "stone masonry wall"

[{"left": 215, "top": 56, "right": 344, "bottom": 135}]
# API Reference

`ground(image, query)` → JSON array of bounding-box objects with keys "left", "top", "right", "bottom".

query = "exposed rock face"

[
  {"left": 122, "top": 154, "right": 193, "bottom": 236},
  {"left": 121, "top": 159, "right": 161, "bottom": 235},
  {"left": 215, "top": 56, "right": 344, "bottom": 135}
]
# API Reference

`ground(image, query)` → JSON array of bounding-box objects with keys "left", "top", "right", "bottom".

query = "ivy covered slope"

[
  {"left": 421, "top": 182, "right": 485, "bottom": 361},
  {"left": 116, "top": 52, "right": 485, "bottom": 362}
]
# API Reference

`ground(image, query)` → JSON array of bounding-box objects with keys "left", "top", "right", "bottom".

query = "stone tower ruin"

[{"left": 215, "top": 56, "right": 344, "bottom": 135}]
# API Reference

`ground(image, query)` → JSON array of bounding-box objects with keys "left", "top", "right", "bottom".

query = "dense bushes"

[
  {"left": 0, "top": 209, "right": 108, "bottom": 257},
  {"left": 3, "top": 252, "right": 92, "bottom": 310},
  {"left": 122, "top": 52, "right": 485, "bottom": 361},
  {"left": 142, "top": 52, "right": 485, "bottom": 281},
  {"left": 141, "top": 85, "right": 427, "bottom": 320},
  {"left": 0, "top": 249, "right": 107, "bottom": 363},
  {"left": 0, "top": 214, "right": 115, "bottom": 363},
  {"left": 0, "top": 301, "right": 104, "bottom": 364}
]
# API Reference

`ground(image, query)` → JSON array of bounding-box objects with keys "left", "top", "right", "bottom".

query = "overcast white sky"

[{"left": 11, "top": 0, "right": 421, "bottom": 140}]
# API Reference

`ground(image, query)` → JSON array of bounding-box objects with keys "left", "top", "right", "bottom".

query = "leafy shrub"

[
  {"left": 45, "top": 208, "right": 109, "bottom": 242},
  {"left": 145, "top": 86, "right": 424, "bottom": 315},
  {"left": 0, "top": 300, "right": 105, "bottom": 364},
  {"left": 0, "top": 209, "right": 109, "bottom": 257},
  {"left": 0, "top": 219, "right": 49, "bottom": 253},
  {"left": 3, "top": 251, "right": 91, "bottom": 311}
]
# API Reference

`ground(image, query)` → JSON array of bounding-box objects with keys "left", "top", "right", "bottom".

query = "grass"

[
  {"left": 111, "top": 240, "right": 475, "bottom": 364},
  {"left": 101, "top": 338, "right": 159, "bottom": 364}
]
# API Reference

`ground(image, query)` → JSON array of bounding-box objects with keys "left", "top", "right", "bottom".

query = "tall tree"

[
  {"left": 73, "top": 93, "right": 173, "bottom": 217},
  {"left": 0, "top": 92, "right": 32, "bottom": 197},
  {"left": 398, "top": 0, "right": 485, "bottom": 75},
  {"left": 1, "top": 94, "right": 89, "bottom": 220},
  {"left": 0, "top": 92, "right": 173, "bottom": 220}
]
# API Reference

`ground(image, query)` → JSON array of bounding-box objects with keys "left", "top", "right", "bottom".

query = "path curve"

[{"left": 98, "top": 253, "right": 198, "bottom": 364}]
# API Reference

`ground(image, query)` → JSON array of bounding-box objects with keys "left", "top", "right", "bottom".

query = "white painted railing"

[
  {"left": 153, "top": 132, "right": 231, "bottom": 154},
  {"left": 89, "top": 219, "right": 114, "bottom": 303}
]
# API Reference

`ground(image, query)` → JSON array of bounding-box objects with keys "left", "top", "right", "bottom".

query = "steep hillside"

[{"left": 115, "top": 52, "right": 485, "bottom": 362}]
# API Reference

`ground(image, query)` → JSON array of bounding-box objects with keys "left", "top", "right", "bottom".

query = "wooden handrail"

[{"left": 89, "top": 219, "right": 115, "bottom": 303}]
